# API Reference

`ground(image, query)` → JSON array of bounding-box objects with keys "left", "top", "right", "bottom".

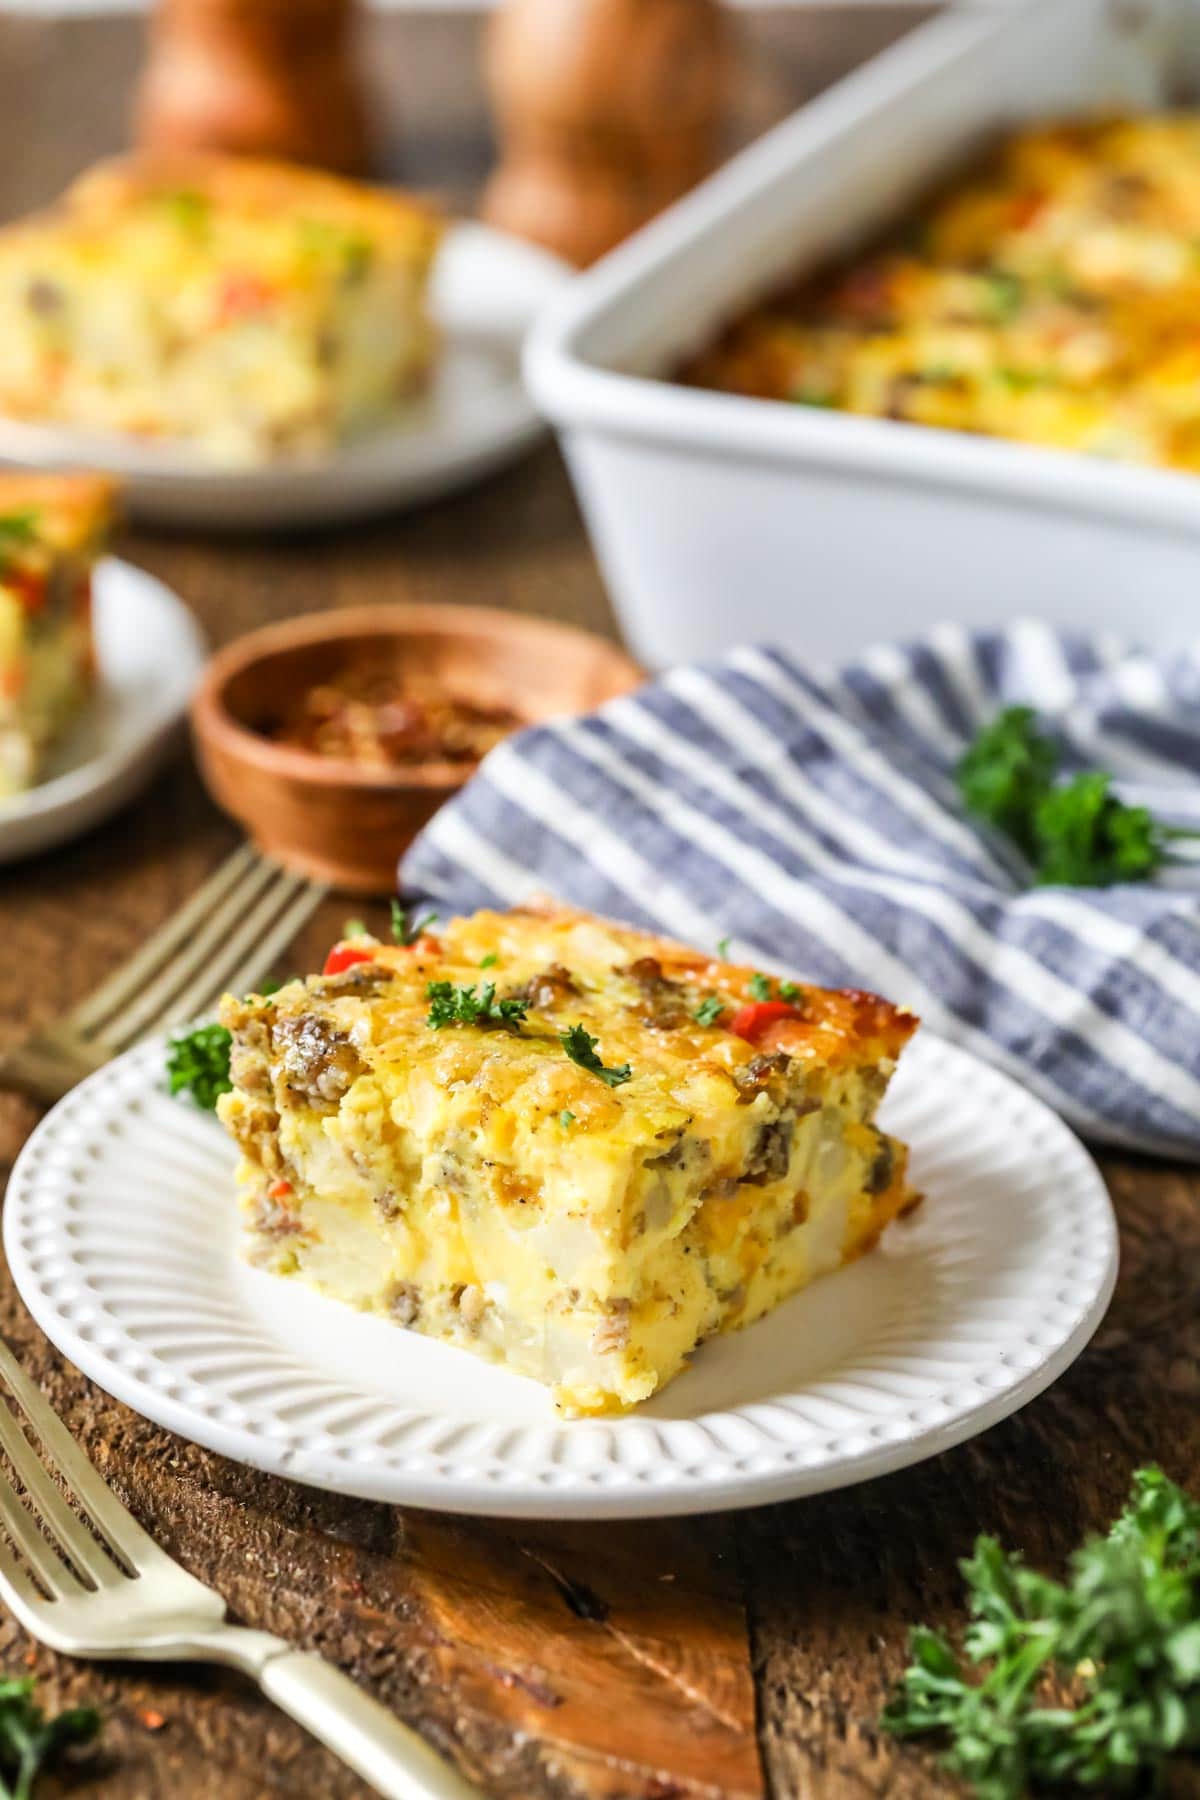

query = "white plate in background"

[
  {"left": 0, "top": 224, "right": 571, "bottom": 531},
  {"left": 4, "top": 1030, "right": 1117, "bottom": 1518},
  {"left": 0, "top": 557, "right": 205, "bottom": 864}
]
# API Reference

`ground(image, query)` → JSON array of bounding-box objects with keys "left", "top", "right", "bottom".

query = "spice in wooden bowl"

[
  {"left": 268, "top": 666, "right": 523, "bottom": 771},
  {"left": 191, "top": 604, "right": 644, "bottom": 893}
]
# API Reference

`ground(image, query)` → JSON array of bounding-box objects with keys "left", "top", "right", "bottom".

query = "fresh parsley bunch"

[
  {"left": 883, "top": 1466, "right": 1200, "bottom": 1799},
  {"left": 956, "top": 707, "right": 1193, "bottom": 887},
  {"left": 957, "top": 706, "right": 1058, "bottom": 861},
  {"left": 0, "top": 1675, "right": 99, "bottom": 1800}
]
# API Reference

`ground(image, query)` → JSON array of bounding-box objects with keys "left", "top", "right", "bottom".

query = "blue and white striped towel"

[{"left": 401, "top": 622, "right": 1200, "bottom": 1161}]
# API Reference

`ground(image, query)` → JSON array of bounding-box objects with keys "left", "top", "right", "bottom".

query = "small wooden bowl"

[{"left": 191, "top": 604, "right": 644, "bottom": 893}]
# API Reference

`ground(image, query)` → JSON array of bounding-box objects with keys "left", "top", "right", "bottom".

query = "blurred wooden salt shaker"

[
  {"left": 481, "top": 0, "right": 732, "bottom": 267},
  {"left": 135, "top": 0, "right": 370, "bottom": 175}
]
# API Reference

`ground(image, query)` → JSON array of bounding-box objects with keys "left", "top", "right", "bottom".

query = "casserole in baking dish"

[
  {"left": 686, "top": 113, "right": 1200, "bottom": 473},
  {"left": 526, "top": 0, "right": 1200, "bottom": 668}
]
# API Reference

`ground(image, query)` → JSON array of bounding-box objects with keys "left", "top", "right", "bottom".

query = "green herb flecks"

[
  {"left": 559, "top": 1024, "right": 632, "bottom": 1088},
  {"left": 425, "top": 981, "right": 527, "bottom": 1031},
  {"left": 916, "top": 363, "right": 963, "bottom": 386},
  {"left": 716, "top": 936, "right": 732, "bottom": 957},
  {"left": 995, "top": 366, "right": 1054, "bottom": 393},
  {"left": 883, "top": 1466, "right": 1200, "bottom": 1800},
  {"left": 246, "top": 979, "right": 284, "bottom": 1007},
  {"left": 956, "top": 705, "right": 1197, "bottom": 885},
  {"left": 159, "top": 187, "right": 211, "bottom": 234},
  {"left": 479, "top": 953, "right": 498, "bottom": 970},
  {"left": 559, "top": 1110, "right": 576, "bottom": 1130},
  {"left": 166, "top": 1023, "right": 232, "bottom": 1111},
  {"left": 0, "top": 511, "right": 38, "bottom": 550},
  {"left": 392, "top": 900, "right": 438, "bottom": 946},
  {"left": 342, "top": 918, "right": 367, "bottom": 939},
  {"left": 0, "top": 1674, "right": 100, "bottom": 1800},
  {"left": 694, "top": 996, "right": 725, "bottom": 1027},
  {"left": 743, "top": 972, "right": 804, "bottom": 1007},
  {"left": 793, "top": 385, "right": 837, "bottom": 409},
  {"left": 982, "top": 270, "right": 1024, "bottom": 323},
  {"left": 0, "top": 509, "right": 39, "bottom": 582},
  {"left": 296, "top": 217, "right": 373, "bottom": 283}
]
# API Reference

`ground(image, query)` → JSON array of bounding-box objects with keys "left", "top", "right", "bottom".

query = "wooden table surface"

[{"left": 0, "top": 8, "right": 1197, "bottom": 1798}]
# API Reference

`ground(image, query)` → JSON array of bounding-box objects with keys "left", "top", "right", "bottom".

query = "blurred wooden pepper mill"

[
  {"left": 135, "top": 0, "right": 370, "bottom": 175},
  {"left": 481, "top": 0, "right": 732, "bottom": 267}
]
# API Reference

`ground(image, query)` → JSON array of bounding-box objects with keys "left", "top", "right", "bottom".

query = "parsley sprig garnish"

[
  {"left": 559, "top": 1024, "right": 632, "bottom": 1087},
  {"left": 958, "top": 706, "right": 1059, "bottom": 860},
  {"left": 425, "top": 981, "right": 527, "bottom": 1031},
  {"left": 694, "top": 996, "right": 725, "bottom": 1026},
  {"left": 0, "top": 1675, "right": 100, "bottom": 1800},
  {"left": 957, "top": 706, "right": 1197, "bottom": 886},
  {"left": 883, "top": 1466, "right": 1200, "bottom": 1799},
  {"left": 166, "top": 1023, "right": 233, "bottom": 1111},
  {"left": 391, "top": 900, "right": 438, "bottom": 945}
]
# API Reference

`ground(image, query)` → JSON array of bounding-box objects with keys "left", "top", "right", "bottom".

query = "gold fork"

[
  {"left": 0, "top": 844, "right": 328, "bottom": 1104},
  {"left": 0, "top": 1334, "right": 478, "bottom": 1800}
]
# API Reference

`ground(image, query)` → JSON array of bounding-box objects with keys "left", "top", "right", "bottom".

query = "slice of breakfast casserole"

[
  {"left": 0, "top": 154, "right": 441, "bottom": 465},
  {"left": 218, "top": 904, "right": 918, "bottom": 1415},
  {"left": 0, "top": 472, "right": 114, "bottom": 798}
]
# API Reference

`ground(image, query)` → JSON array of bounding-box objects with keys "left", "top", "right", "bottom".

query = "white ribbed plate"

[{"left": 4, "top": 1031, "right": 1116, "bottom": 1518}]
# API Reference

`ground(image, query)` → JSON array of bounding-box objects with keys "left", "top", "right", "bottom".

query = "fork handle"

[{"left": 258, "top": 1649, "right": 480, "bottom": 1800}]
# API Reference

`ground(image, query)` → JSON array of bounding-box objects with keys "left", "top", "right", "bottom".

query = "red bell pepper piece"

[
  {"left": 216, "top": 271, "right": 276, "bottom": 324},
  {"left": 7, "top": 568, "right": 46, "bottom": 613},
  {"left": 322, "top": 943, "right": 376, "bottom": 977},
  {"left": 729, "top": 999, "right": 805, "bottom": 1044}
]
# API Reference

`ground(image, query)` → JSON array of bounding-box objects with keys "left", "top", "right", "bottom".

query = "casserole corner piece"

[
  {"left": 0, "top": 470, "right": 115, "bottom": 798},
  {"left": 216, "top": 905, "right": 919, "bottom": 1415}
]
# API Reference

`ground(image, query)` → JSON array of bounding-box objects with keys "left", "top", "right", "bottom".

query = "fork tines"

[
  {"left": 0, "top": 845, "right": 327, "bottom": 1105},
  {"left": 0, "top": 1339, "right": 159, "bottom": 1599}
]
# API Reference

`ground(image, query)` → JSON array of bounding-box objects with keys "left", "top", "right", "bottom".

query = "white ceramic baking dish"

[{"left": 526, "top": 0, "right": 1200, "bottom": 668}]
